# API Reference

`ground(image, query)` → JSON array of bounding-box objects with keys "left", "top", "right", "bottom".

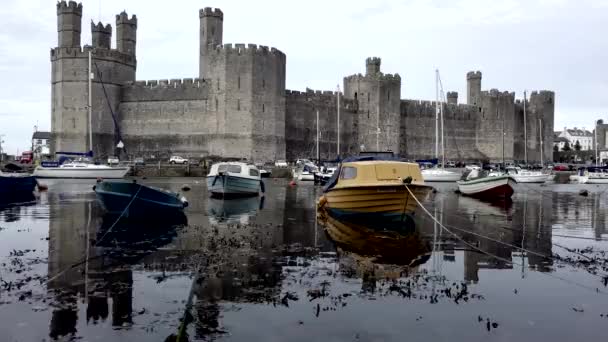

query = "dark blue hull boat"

[
  {"left": 0, "top": 172, "right": 37, "bottom": 197},
  {"left": 94, "top": 180, "right": 188, "bottom": 219}
]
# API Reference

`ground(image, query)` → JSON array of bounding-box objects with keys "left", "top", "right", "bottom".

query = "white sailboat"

[
  {"left": 513, "top": 91, "right": 548, "bottom": 183},
  {"left": 422, "top": 70, "right": 461, "bottom": 182},
  {"left": 33, "top": 51, "right": 130, "bottom": 179}
]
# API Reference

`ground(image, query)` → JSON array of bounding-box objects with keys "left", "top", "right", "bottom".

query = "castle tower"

[
  {"left": 91, "top": 22, "right": 111, "bottom": 49},
  {"left": 528, "top": 91, "right": 555, "bottom": 163},
  {"left": 466, "top": 71, "right": 482, "bottom": 106},
  {"left": 116, "top": 12, "right": 137, "bottom": 56},
  {"left": 447, "top": 91, "right": 458, "bottom": 105},
  {"left": 199, "top": 7, "right": 224, "bottom": 78},
  {"left": 51, "top": 1, "right": 137, "bottom": 158},
  {"left": 57, "top": 1, "right": 82, "bottom": 47},
  {"left": 344, "top": 58, "right": 401, "bottom": 154},
  {"left": 366, "top": 57, "right": 381, "bottom": 76}
]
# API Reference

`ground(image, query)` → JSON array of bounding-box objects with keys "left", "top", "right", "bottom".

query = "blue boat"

[
  {"left": 94, "top": 180, "right": 188, "bottom": 219},
  {"left": 206, "top": 162, "right": 264, "bottom": 198},
  {"left": 0, "top": 172, "right": 37, "bottom": 196}
]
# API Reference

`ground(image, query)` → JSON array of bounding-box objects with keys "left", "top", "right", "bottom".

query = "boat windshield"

[
  {"left": 461, "top": 168, "right": 489, "bottom": 181},
  {"left": 218, "top": 164, "right": 242, "bottom": 174}
]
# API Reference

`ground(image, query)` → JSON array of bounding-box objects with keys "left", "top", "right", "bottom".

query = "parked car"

[
  {"left": 553, "top": 164, "right": 568, "bottom": 171},
  {"left": 134, "top": 157, "right": 145, "bottom": 165},
  {"left": 275, "top": 160, "right": 288, "bottom": 167},
  {"left": 169, "top": 156, "right": 188, "bottom": 164},
  {"left": 107, "top": 156, "right": 119, "bottom": 165}
]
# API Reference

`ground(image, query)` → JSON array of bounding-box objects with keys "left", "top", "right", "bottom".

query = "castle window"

[
  {"left": 367, "top": 110, "right": 370, "bottom": 119},
  {"left": 238, "top": 76, "right": 241, "bottom": 89},
  {"left": 354, "top": 92, "right": 358, "bottom": 100},
  {"left": 237, "top": 99, "right": 241, "bottom": 110},
  {"left": 368, "top": 93, "right": 370, "bottom": 102},
  {"left": 211, "top": 26, "right": 215, "bottom": 37},
  {"left": 215, "top": 97, "right": 218, "bottom": 110},
  {"left": 388, "top": 91, "right": 390, "bottom": 101},
  {"left": 262, "top": 103, "right": 265, "bottom": 112},
  {"left": 262, "top": 79, "right": 265, "bottom": 89},
  {"left": 217, "top": 78, "right": 220, "bottom": 90}
]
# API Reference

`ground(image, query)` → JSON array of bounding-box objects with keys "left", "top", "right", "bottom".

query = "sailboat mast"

[
  {"left": 88, "top": 51, "right": 93, "bottom": 154},
  {"left": 523, "top": 90, "right": 528, "bottom": 165},
  {"left": 539, "top": 118, "right": 544, "bottom": 168},
  {"left": 435, "top": 70, "right": 439, "bottom": 161},
  {"left": 438, "top": 71, "right": 446, "bottom": 169},
  {"left": 336, "top": 85, "right": 340, "bottom": 158},
  {"left": 316, "top": 109, "right": 320, "bottom": 163}
]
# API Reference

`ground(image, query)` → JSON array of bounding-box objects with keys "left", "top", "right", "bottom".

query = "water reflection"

[{"left": 2, "top": 181, "right": 608, "bottom": 340}]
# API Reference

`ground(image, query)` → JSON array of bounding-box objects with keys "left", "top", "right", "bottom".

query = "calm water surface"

[{"left": 1, "top": 179, "right": 607, "bottom": 341}]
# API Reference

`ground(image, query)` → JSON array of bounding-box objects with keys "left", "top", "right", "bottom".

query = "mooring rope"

[{"left": 404, "top": 185, "right": 608, "bottom": 294}]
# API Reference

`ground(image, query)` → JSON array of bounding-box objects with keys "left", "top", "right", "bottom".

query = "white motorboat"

[
  {"left": 506, "top": 167, "right": 549, "bottom": 183},
  {"left": 295, "top": 163, "right": 318, "bottom": 181},
  {"left": 422, "top": 168, "right": 461, "bottom": 182},
  {"left": 457, "top": 172, "right": 516, "bottom": 199},
  {"left": 33, "top": 160, "right": 130, "bottom": 179},
  {"left": 580, "top": 169, "right": 608, "bottom": 184},
  {"left": 206, "top": 162, "right": 263, "bottom": 197}
]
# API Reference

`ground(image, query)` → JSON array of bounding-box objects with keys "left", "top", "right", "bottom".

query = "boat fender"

[
  {"left": 403, "top": 176, "right": 413, "bottom": 184},
  {"left": 92, "top": 185, "right": 96, "bottom": 191},
  {"left": 132, "top": 179, "right": 137, "bottom": 184},
  {"left": 260, "top": 180, "right": 265, "bottom": 193}
]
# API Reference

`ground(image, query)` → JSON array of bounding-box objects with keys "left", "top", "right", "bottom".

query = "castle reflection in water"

[{"left": 37, "top": 182, "right": 607, "bottom": 339}]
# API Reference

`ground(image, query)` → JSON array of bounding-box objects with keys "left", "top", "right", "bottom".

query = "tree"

[
  {"left": 574, "top": 140, "right": 582, "bottom": 151},
  {"left": 562, "top": 141, "right": 571, "bottom": 151},
  {"left": 553, "top": 145, "right": 559, "bottom": 152}
]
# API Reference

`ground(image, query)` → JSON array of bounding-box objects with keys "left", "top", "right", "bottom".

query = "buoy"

[
  {"left": 289, "top": 180, "right": 297, "bottom": 186},
  {"left": 37, "top": 183, "right": 48, "bottom": 191}
]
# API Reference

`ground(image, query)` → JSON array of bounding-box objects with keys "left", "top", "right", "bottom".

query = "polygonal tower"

[
  {"left": 447, "top": 91, "right": 458, "bottom": 105},
  {"left": 343, "top": 57, "right": 401, "bottom": 154},
  {"left": 199, "top": 7, "right": 223, "bottom": 78},
  {"left": 57, "top": 0, "right": 82, "bottom": 47},
  {"left": 466, "top": 71, "right": 482, "bottom": 106},
  {"left": 51, "top": 1, "right": 137, "bottom": 158}
]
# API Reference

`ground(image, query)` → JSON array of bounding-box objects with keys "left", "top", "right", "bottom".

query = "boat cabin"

[
  {"left": 207, "top": 162, "right": 261, "bottom": 179},
  {"left": 326, "top": 160, "right": 424, "bottom": 190}
]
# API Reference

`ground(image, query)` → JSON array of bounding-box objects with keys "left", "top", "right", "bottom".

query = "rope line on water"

[
  {"left": 46, "top": 184, "right": 143, "bottom": 284},
  {"left": 405, "top": 185, "right": 608, "bottom": 294}
]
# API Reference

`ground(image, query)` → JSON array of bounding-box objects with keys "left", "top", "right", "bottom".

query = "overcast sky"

[{"left": 0, "top": 0, "right": 607, "bottom": 154}]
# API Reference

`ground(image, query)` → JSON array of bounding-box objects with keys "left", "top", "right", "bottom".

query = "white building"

[
  {"left": 559, "top": 127, "right": 593, "bottom": 150},
  {"left": 32, "top": 131, "right": 51, "bottom": 158}
]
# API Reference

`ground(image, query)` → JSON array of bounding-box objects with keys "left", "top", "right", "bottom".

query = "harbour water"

[{"left": 1, "top": 179, "right": 607, "bottom": 341}]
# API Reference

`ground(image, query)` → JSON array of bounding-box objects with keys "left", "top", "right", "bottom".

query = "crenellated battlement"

[
  {"left": 529, "top": 90, "right": 555, "bottom": 101},
  {"left": 344, "top": 73, "right": 401, "bottom": 82},
  {"left": 285, "top": 89, "right": 343, "bottom": 97},
  {"left": 116, "top": 11, "right": 137, "bottom": 26},
  {"left": 467, "top": 71, "right": 482, "bottom": 80},
  {"left": 126, "top": 78, "right": 206, "bottom": 88},
  {"left": 91, "top": 21, "right": 111, "bottom": 33},
  {"left": 366, "top": 57, "right": 381, "bottom": 65},
  {"left": 482, "top": 89, "right": 515, "bottom": 99},
  {"left": 199, "top": 7, "right": 223, "bottom": 19},
  {"left": 211, "top": 43, "right": 286, "bottom": 58},
  {"left": 50, "top": 46, "right": 136, "bottom": 66},
  {"left": 401, "top": 99, "right": 477, "bottom": 120},
  {"left": 57, "top": 0, "right": 82, "bottom": 15}
]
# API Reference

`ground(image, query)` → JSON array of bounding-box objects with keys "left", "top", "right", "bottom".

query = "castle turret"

[
  {"left": 116, "top": 12, "right": 137, "bottom": 56},
  {"left": 199, "top": 7, "right": 224, "bottom": 78},
  {"left": 466, "top": 71, "right": 482, "bottom": 106},
  {"left": 91, "top": 22, "right": 112, "bottom": 49},
  {"left": 57, "top": 1, "right": 82, "bottom": 47},
  {"left": 366, "top": 57, "right": 381, "bottom": 76},
  {"left": 344, "top": 57, "right": 401, "bottom": 154},
  {"left": 447, "top": 91, "right": 458, "bottom": 105}
]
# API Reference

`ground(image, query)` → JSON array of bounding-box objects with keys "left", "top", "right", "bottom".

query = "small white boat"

[
  {"left": 580, "top": 171, "right": 608, "bottom": 184},
  {"left": 206, "top": 162, "right": 263, "bottom": 197},
  {"left": 457, "top": 169, "right": 516, "bottom": 200},
  {"left": 33, "top": 160, "right": 130, "bottom": 179},
  {"left": 506, "top": 167, "right": 549, "bottom": 183},
  {"left": 421, "top": 168, "right": 461, "bottom": 182},
  {"left": 295, "top": 164, "right": 318, "bottom": 181}
]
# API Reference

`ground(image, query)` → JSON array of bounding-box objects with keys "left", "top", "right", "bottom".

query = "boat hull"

[
  {"left": 457, "top": 176, "right": 516, "bottom": 199},
  {"left": 206, "top": 174, "right": 260, "bottom": 197},
  {"left": 297, "top": 172, "right": 315, "bottom": 181},
  {"left": 320, "top": 184, "right": 432, "bottom": 223},
  {"left": 581, "top": 176, "right": 608, "bottom": 184},
  {"left": 511, "top": 174, "right": 549, "bottom": 183},
  {"left": 94, "top": 180, "right": 187, "bottom": 219},
  {"left": 0, "top": 173, "right": 37, "bottom": 195},
  {"left": 421, "top": 169, "right": 461, "bottom": 182},
  {"left": 33, "top": 166, "right": 130, "bottom": 179}
]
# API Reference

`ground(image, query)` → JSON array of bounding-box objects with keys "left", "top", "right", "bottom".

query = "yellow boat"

[{"left": 318, "top": 157, "right": 433, "bottom": 224}]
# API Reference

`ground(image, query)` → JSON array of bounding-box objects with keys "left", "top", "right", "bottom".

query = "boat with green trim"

[
  {"left": 206, "top": 162, "right": 264, "bottom": 198},
  {"left": 457, "top": 167, "right": 516, "bottom": 200}
]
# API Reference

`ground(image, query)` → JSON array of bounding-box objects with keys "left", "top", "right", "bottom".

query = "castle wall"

[
  {"left": 118, "top": 79, "right": 216, "bottom": 158},
  {"left": 529, "top": 91, "right": 555, "bottom": 163},
  {"left": 477, "top": 90, "right": 516, "bottom": 162},
  {"left": 285, "top": 90, "right": 358, "bottom": 161},
  {"left": 400, "top": 100, "right": 482, "bottom": 161}
]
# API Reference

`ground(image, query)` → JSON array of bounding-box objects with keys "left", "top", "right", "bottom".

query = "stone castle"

[{"left": 51, "top": 1, "right": 555, "bottom": 163}]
